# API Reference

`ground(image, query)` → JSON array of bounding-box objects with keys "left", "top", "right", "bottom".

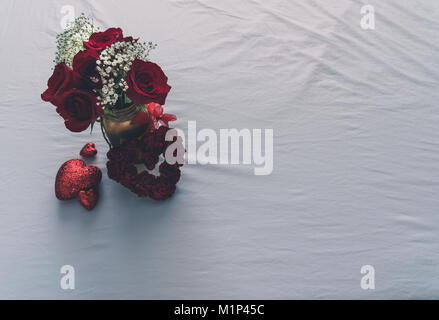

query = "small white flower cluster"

[
  {"left": 55, "top": 14, "right": 98, "bottom": 67},
  {"left": 96, "top": 40, "right": 155, "bottom": 107}
]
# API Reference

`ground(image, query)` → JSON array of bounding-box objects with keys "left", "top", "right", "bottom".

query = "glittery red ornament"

[
  {"left": 77, "top": 188, "right": 99, "bottom": 210},
  {"left": 80, "top": 142, "right": 97, "bottom": 157},
  {"left": 55, "top": 159, "right": 102, "bottom": 200}
]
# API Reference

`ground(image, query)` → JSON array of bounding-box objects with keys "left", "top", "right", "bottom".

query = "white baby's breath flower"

[
  {"left": 54, "top": 14, "right": 99, "bottom": 67},
  {"left": 95, "top": 39, "right": 157, "bottom": 108}
]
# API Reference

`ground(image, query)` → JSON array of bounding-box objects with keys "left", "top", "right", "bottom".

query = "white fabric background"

[{"left": 1, "top": 0, "right": 439, "bottom": 299}]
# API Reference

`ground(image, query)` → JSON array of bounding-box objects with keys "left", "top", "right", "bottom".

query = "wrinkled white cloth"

[{"left": 1, "top": 0, "right": 439, "bottom": 299}]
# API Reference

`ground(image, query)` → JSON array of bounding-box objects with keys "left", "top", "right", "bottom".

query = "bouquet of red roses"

[
  {"left": 41, "top": 14, "right": 174, "bottom": 132},
  {"left": 42, "top": 15, "right": 182, "bottom": 203}
]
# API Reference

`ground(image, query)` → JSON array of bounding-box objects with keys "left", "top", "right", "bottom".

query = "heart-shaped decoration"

[
  {"left": 55, "top": 159, "right": 102, "bottom": 200},
  {"left": 80, "top": 142, "right": 97, "bottom": 158},
  {"left": 77, "top": 188, "right": 99, "bottom": 210}
]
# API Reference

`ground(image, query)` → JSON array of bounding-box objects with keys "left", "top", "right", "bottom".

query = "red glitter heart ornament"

[
  {"left": 80, "top": 142, "right": 97, "bottom": 157},
  {"left": 55, "top": 159, "right": 102, "bottom": 200},
  {"left": 77, "top": 188, "right": 99, "bottom": 210}
]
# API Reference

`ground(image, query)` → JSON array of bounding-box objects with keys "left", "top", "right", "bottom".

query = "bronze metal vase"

[{"left": 102, "top": 104, "right": 150, "bottom": 146}]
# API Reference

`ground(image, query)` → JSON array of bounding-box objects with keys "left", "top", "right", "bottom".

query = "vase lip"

[{"left": 103, "top": 103, "right": 144, "bottom": 122}]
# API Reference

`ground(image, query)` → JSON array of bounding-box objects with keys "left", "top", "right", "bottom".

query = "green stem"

[
  {"left": 121, "top": 91, "right": 126, "bottom": 108},
  {"left": 100, "top": 117, "right": 112, "bottom": 148}
]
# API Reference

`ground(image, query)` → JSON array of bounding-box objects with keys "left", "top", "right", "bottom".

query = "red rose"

[
  {"left": 83, "top": 27, "right": 123, "bottom": 52},
  {"left": 125, "top": 59, "right": 171, "bottom": 105},
  {"left": 72, "top": 50, "right": 102, "bottom": 88},
  {"left": 41, "top": 63, "right": 81, "bottom": 106},
  {"left": 56, "top": 89, "right": 102, "bottom": 132}
]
